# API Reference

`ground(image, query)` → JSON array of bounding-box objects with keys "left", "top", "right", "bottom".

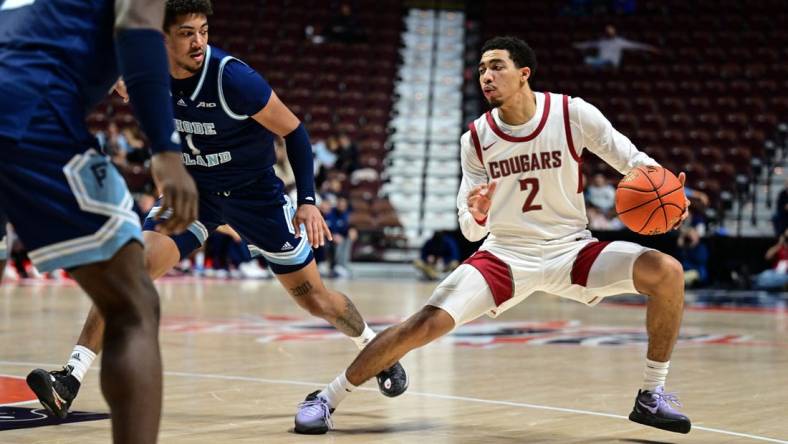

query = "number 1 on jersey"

[{"left": 519, "top": 178, "right": 542, "bottom": 212}]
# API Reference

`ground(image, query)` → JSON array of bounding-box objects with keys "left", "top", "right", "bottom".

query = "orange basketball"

[{"left": 615, "top": 166, "right": 686, "bottom": 235}]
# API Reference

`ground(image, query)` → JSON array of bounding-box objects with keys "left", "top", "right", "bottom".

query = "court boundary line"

[{"left": 0, "top": 361, "right": 785, "bottom": 443}]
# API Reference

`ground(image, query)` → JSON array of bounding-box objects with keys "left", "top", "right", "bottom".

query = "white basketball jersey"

[{"left": 468, "top": 92, "right": 587, "bottom": 240}]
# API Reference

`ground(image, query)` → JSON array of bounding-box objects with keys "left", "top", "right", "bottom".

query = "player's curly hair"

[
  {"left": 164, "top": 0, "right": 213, "bottom": 30},
  {"left": 480, "top": 36, "right": 537, "bottom": 78}
]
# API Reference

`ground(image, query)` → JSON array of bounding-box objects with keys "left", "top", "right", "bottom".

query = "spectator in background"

[
  {"left": 772, "top": 178, "right": 788, "bottom": 236},
  {"left": 95, "top": 120, "right": 130, "bottom": 164},
  {"left": 684, "top": 186, "right": 710, "bottom": 209},
  {"left": 325, "top": 197, "right": 357, "bottom": 278},
  {"left": 587, "top": 205, "right": 623, "bottom": 230},
  {"left": 574, "top": 25, "right": 659, "bottom": 69},
  {"left": 753, "top": 229, "right": 788, "bottom": 291},
  {"left": 325, "top": 2, "right": 366, "bottom": 44},
  {"left": 313, "top": 136, "right": 337, "bottom": 188},
  {"left": 677, "top": 210, "right": 709, "bottom": 287},
  {"left": 123, "top": 126, "right": 151, "bottom": 164},
  {"left": 320, "top": 176, "right": 345, "bottom": 204},
  {"left": 203, "top": 227, "right": 253, "bottom": 279},
  {"left": 585, "top": 173, "right": 616, "bottom": 215},
  {"left": 334, "top": 133, "right": 359, "bottom": 175},
  {"left": 413, "top": 231, "right": 460, "bottom": 281}
]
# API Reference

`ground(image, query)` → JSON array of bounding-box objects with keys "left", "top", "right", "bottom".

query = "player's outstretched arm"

[
  {"left": 571, "top": 97, "right": 689, "bottom": 229},
  {"left": 114, "top": 0, "right": 198, "bottom": 234},
  {"left": 219, "top": 58, "right": 328, "bottom": 246},
  {"left": 570, "top": 96, "right": 657, "bottom": 175},
  {"left": 251, "top": 93, "right": 330, "bottom": 248}
]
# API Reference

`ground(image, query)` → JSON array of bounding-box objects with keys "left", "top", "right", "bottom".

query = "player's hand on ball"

[
  {"left": 151, "top": 152, "right": 198, "bottom": 235},
  {"left": 672, "top": 172, "right": 691, "bottom": 230},
  {"left": 468, "top": 181, "right": 497, "bottom": 223},
  {"left": 293, "top": 204, "right": 332, "bottom": 248}
]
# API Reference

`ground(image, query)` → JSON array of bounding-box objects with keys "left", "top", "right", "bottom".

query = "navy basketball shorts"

[
  {"left": 144, "top": 182, "right": 313, "bottom": 275},
  {"left": 0, "top": 116, "right": 142, "bottom": 272}
]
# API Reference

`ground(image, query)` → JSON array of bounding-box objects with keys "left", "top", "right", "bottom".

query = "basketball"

[{"left": 615, "top": 166, "right": 685, "bottom": 235}]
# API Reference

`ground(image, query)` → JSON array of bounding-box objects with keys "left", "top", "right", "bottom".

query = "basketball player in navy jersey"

[
  {"left": 0, "top": 0, "right": 198, "bottom": 442},
  {"left": 26, "top": 0, "right": 407, "bottom": 419},
  {"left": 294, "top": 36, "right": 691, "bottom": 435}
]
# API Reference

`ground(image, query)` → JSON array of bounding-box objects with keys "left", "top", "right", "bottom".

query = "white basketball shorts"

[{"left": 426, "top": 234, "right": 654, "bottom": 327}]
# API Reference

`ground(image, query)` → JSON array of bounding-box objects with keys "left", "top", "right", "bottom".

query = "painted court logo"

[
  {"left": 0, "top": 375, "right": 35, "bottom": 405},
  {"left": 0, "top": 376, "right": 109, "bottom": 431},
  {"left": 0, "top": 407, "right": 110, "bottom": 431},
  {"left": 160, "top": 316, "right": 752, "bottom": 349}
]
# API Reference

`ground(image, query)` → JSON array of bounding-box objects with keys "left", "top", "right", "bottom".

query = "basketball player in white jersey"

[{"left": 294, "top": 36, "right": 692, "bottom": 435}]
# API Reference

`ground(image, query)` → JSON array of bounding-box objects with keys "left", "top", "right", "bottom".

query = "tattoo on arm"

[{"left": 290, "top": 281, "right": 313, "bottom": 298}]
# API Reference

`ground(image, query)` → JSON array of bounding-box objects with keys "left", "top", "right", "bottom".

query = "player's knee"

[
  {"left": 405, "top": 307, "right": 453, "bottom": 344},
  {"left": 102, "top": 278, "right": 160, "bottom": 329},
  {"left": 303, "top": 298, "right": 328, "bottom": 318},
  {"left": 653, "top": 253, "right": 683, "bottom": 284},
  {"left": 298, "top": 288, "right": 333, "bottom": 318},
  {"left": 635, "top": 251, "right": 683, "bottom": 295}
]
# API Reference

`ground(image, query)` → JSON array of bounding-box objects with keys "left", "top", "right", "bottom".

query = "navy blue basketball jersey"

[
  {"left": 0, "top": 0, "right": 117, "bottom": 144},
  {"left": 172, "top": 45, "right": 279, "bottom": 194}
]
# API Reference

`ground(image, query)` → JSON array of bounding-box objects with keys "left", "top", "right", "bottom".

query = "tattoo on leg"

[
  {"left": 333, "top": 293, "right": 365, "bottom": 337},
  {"left": 290, "top": 281, "right": 313, "bottom": 298}
]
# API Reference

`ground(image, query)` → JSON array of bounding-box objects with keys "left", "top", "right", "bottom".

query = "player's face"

[
  {"left": 166, "top": 14, "right": 209, "bottom": 74},
  {"left": 478, "top": 49, "right": 529, "bottom": 107}
]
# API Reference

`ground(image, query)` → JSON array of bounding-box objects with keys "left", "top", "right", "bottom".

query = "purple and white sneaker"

[
  {"left": 628, "top": 386, "right": 691, "bottom": 434},
  {"left": 294, "top": 390, "right": 333, "bottom": 434}
]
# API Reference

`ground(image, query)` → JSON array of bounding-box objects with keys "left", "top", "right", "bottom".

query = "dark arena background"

[{"left": 1, "top": 1, "right": 786, "bottom": 443}]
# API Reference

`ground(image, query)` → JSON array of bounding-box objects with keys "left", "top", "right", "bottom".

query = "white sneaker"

[
  {"left": 215, "top": 269, "right": 229, "bottom": 279},
  {"left": 27, "top": 264, "right": 42, "bottom": 279},
  {"left": 334, "top": 265, "right": 350, "bottom": 278},
  {"left": 2, "top": 263, "right": 18, "bottom": 281},
  {"left": 239, "top": 261, "right": 270, "bottom": 279}
]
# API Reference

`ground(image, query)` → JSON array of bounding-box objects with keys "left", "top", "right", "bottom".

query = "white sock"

[
  {"left": 66, "top": 345, "right": 97, "bottom": 383},
  {"left": 643, "top": 359, "right": 670, "bottom": 391},
  {"left": 319, "top": 371, "right": 356, "bottom": 409},
  {"left": 350, "top": 325, "right": 376, "bottom": 350}
]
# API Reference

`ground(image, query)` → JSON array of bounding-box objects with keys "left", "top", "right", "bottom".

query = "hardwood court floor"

[{"left": 1, "top": 277, "right": 787, "bottom": 443}]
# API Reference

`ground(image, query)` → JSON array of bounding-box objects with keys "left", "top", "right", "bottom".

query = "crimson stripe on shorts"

[
  {"left": 570, "top": 241, "right": 611, "bottom": 287},
  {"left": 463, "top": 250, "right": 514, "bottom": 306}
]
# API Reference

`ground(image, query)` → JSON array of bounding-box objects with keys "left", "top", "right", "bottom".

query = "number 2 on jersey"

[{"left": 519, "top": 178, "right": 542, "bottom": 212}]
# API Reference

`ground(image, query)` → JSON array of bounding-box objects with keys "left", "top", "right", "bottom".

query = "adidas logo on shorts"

[{"left": 281, "top": 242, "right": 294, "bottom": 251}]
